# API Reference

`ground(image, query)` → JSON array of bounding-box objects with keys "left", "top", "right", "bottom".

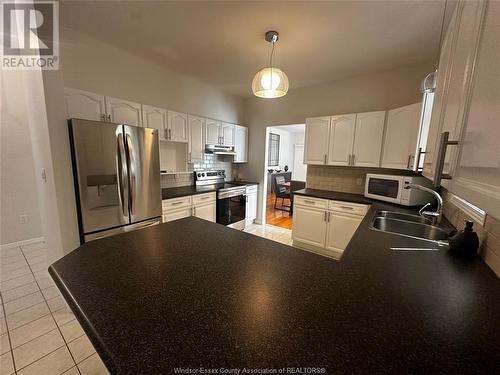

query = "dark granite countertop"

[
  {"left": 161, "top": 185, "right": 217, "bottom": 199},
  {"left": 293, "top": 188, "right": 373, "bottom": 205},
  {"left": 49, "top": 201, "right": 500, "bottom": 374}
]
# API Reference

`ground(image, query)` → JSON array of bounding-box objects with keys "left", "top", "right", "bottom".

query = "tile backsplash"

[
  {"left": 441, "top": 188, "right": 500, "bottom": 277},
  {"left": 161, "top": 154, "right": 234, "bottom": 189},
  {"left": 306, "top": 165, "right": 415, "bottom": 194}
]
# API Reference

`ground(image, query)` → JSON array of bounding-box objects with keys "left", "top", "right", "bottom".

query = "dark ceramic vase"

[{"left": 448, "top": 221, "right": 479, "bottom": 259}]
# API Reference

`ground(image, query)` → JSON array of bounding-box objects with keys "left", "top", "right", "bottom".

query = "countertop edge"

[{"left": 48, "top": 266, "right": 115, "bottom": 374}]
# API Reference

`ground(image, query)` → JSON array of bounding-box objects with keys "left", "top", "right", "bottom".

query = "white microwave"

[{"left": 364, "top": 173, "right": 435, "bottom": 206}]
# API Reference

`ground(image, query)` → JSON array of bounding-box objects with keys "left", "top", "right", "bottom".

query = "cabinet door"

[
  {"left": 221, "top": 123, "right": 235, "bottom": 146},
  {"left": 292, "top": 206, "right": 327, "bottom": 248},
  {"left": 142, "top": 105, "right": 167, "bottom": 140},
  {"left": 188, "top": 115, "right": 205, "bottom": 162},
  {"left": 234, "top": 125, "right": 248, "bottom": 163},
  {"left": 327, "top": 114, "right": 356, "bottom": 166},
  {"left": 167, "top": 111, "right": 188, "bottom": 143},
  {"left": 105, "top": 96, "right": 142, "bottom": 126},
  {"left": 245, "top": 192, "right": 257, "bottom": 223},
  {"left": 325, "top": 211, "right": 363, "bottom": 254},
  {"left": 162, "top": 207, "right": 192, "bottom": 223},
  {"left": 193, "top": 202, "right": 216, "bottom": 222},
  {"left": 451, "top": 1, "right": 500, "bottom": 219},
  {"left": 304, "top": 117, "right": 330, "bottom": 165},
  {"left": 382, "top": 103, "right": 421, "bottom": 169},
  {"left": 205, "top": 120, "right": 221, "bottom": 145},
  {"left": 352, "top": 111, "right": 385, "bottom": 167},
  {"left": 64, "top": 87, "right": 106, "bottom": 121}
]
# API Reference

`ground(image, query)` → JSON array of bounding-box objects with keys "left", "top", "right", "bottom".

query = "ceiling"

[{"left": 60, "top": 1, "right": 448, "bottom": 98}]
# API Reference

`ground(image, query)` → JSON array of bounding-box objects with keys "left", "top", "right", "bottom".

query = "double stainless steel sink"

[{"left": 370, "top": 210, "right": 450, "bottom": 246}]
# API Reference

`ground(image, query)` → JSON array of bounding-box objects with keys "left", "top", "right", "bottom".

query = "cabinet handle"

[
  {"left": 200, "top": 196, "right": 209, "bottom": 200},
  {"left": 304, "top": 200, "right": 315, "bottom": 205},
  {"left": 327, "top": 212, "right": 331, "bottom": 222},
  {"left": 323, "top": 211, "right": 327, "bottom": 222},
  {"left": 164, "top": 128, "right": 168, "bottom": 139},
  {"left": 352, "top": 154, "right": 355, "bottom": 166},
  {"left": 407, "top": 154, "right": 413, "bottom": 169},
  {"left": 107, "top": 114, "right": 111, "bottom": 122},
  {"left": 339, "top": 205, "right": 354, "bottom": 210},
  {"left": 171, "top": 201, "right": 183, "bottom": 206},
  {"left": 101, "top": 114, "right": 106, "bottom": 122},
  {"left": 193, "top": 206, "right": 196, "bottom": 216}
]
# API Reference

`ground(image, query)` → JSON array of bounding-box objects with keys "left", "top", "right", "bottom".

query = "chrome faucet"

[{"left": 404, "top": 183, "right": 443, "bottom": 225}]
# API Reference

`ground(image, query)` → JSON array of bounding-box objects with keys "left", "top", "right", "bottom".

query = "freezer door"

[
  {"left": 69, "top": 119, "right": 130, "bottom": 234},
  {"left": 124, "top": 125, "right": 161, "bottom": 223}
]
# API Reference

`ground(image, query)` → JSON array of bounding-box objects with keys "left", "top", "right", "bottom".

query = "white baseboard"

[{"left": 0, "top": 237, "right": 45, "bottom": 250}]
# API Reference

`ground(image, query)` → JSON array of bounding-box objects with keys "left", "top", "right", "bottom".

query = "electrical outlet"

[
  {"left": 356, "top": 178, "right": 363, "bottom": 186},
  {"left": 19, "top": 214, "right": 29, "bottom": 224}
]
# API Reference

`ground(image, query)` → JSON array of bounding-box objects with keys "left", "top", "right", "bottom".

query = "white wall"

[
  {"left": 237, "top": 61, "right": 434, "bottom": 223},
  {"left": 0, "top": 71, "right": 43, "bottom": 245},
  {"left": 60, "top": 27, "right": 244, "bottom": 124}
]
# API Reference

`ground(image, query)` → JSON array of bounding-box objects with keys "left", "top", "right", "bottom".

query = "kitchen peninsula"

[{"left": 49, "top": 201, "right": 500, "bottom": 374}]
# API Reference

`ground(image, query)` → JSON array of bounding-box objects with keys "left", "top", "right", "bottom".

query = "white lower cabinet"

[
  {"left": 325, "top": 211, "right": 364, "bottom": 257},
  {"left": 162, "top": 192, "right": 216, "bottom": 223},
  {"left": 245, "top": 185, "right": 258, "bottom": 224},
  {"left": 293, "top": 197, "right": 369, "bottom": 259},
  {"left": 192, "top": 203, "right": 216, "bottom": 222},
  {"left": 292, "top": 205, "right": 328, "bottom": 248}
]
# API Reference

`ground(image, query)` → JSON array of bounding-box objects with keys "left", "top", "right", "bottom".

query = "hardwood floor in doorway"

[{"left": 266, "top": 193, "right": 293, "bottom": 229}]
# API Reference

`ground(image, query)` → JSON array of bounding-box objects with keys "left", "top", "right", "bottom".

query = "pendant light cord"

[
  {"left": 436, "top": 0, "right": 448, "bottom": 70},
  {"left": 269, "top": 41, "right": 276, "bottom": 69}
]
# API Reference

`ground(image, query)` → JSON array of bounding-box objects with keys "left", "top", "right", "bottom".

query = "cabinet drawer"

[
  {"left": 162, "top": 196, "right": 191, "bottom": 211},
  {"left": 329, "top": 201, "right": 369, "bottom": 216},
  {"left": 246, "top": 185, "right": 258, "bottom": 194},
  {"left": 294, "top": 195, "right": 328, "bottom": 209},
  {"left": 192, "top": 192, "right": 216, "bottom": 205},
  {"left": 162, "top": 207, "right": 192, "bottom": 223}
]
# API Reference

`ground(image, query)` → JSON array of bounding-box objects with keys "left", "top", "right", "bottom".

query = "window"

[
  {"left": 268, "top": 133, "right": 280, "bottom": 166},
  {"left": 415, "top": 91, "right": 435, "bottom": 170}
]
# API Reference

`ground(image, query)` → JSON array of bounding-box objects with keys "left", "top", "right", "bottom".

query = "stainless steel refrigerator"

[{"left": 69, "top": 119, "right": 161, "bottom": 243}]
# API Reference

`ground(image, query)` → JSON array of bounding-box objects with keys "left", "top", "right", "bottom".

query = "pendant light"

[{"left": 252, "top": 31, "right": 289, "bottom": 98}]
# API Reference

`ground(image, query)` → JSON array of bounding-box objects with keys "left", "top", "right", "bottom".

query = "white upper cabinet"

[
  {"left": 234, "top": 125, "right": 248, "bottom": 163},
  {"left": 352, "top": 111, "right": 385, "bottom": 167},
  {"left": 188, "top": 115, "right": 205, "bottom": 163},
  {"left": 105, "top": 96, "right": 142, "bottom": 126},
  {"left": 221, "top": 123, "right": 235, "bottom": 146},
  {"left": 167, "top": 111, "right": 188, "bottom": 143},
  {"left": 304, "top": 117, "right": 331, "bottom": 165},
  {"left": 382, "top": 103, "right": 422, "bottom": 169},
  {"left": 423, "top": 0, "right": 487, "bottom": 181},
  {"left": 327, "top": 114, "right": 356, "bottom": 166},
  {"left": 205, "top": 119, "right": 221, "bottom": 145},
  {"left": 142, "top": 105, "right": 168, "bottom": 140},
  {"left": 64, "top": 87, "right": 106, "bottom": 122}
]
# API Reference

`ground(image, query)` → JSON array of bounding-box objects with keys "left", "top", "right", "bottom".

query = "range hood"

[{"left": 205, "top": 144, "right": 236, "bottom": 155}]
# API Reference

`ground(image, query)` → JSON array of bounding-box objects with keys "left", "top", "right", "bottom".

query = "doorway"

[{"left": 264, "top": 124, "right": 307, "bottom": 230}]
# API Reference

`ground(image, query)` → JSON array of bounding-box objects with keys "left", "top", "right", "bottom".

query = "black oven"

[{"left": 216, "top": 186, "right": 246, "bottom": 230}]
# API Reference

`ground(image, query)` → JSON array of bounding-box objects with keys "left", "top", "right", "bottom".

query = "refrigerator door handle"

[
  {"left": 116, "top": 130, "right": 129, "bottom": 218},
  {"left": 125, "top": 133, "right": 136, "bottom": 215}
]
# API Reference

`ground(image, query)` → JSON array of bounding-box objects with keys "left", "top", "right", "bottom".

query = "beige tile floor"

[
  {"left": 244, "top": 223, "right": 293, "bottom": 246},
  {"left": 0, "top": 242, "right": 108, "bottom": 375}
]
